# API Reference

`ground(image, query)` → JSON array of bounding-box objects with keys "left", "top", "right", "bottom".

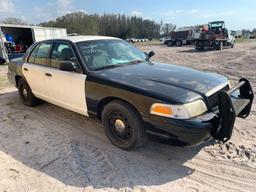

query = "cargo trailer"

[{"left": 0, "top": 24, "right": 67, "bottom": 64}]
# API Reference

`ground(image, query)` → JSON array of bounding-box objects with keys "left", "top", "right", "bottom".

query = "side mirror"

[
  {"left": 148, "top": 51, "right": 155, "bottom": 58},
  {"left": 59, "top": 61, "right": 77, "bottom": 72}
]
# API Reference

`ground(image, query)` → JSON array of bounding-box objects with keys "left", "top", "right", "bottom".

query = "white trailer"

[{"left": 0, "top": 24, "right": 67, "bottom": 64}]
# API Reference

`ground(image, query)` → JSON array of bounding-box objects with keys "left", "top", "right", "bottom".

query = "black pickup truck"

[{"left": 7, "top": 36, "right": 254, "bottom": 150}]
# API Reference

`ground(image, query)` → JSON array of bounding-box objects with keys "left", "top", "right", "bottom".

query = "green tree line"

[{"left": 40, "top": 11, "right": 161, "bottom": 39}]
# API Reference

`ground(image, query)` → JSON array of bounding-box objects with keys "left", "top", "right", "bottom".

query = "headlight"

[{"left": 150, "top": 100, "right": 207, "bottom": 119}]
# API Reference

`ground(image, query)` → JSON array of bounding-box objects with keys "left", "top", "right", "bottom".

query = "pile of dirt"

[{"left": 205, "top": 141, "right": 256, "bottom": 168}]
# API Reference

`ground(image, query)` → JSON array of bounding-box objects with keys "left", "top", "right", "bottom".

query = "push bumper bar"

[{"left": 211, "top": 78, "right": 254, "bottom": 142}]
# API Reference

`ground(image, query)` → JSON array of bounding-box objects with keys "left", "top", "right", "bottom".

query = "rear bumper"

[{"left": 144, "top": 78, "right": 254, "bottom": 146}]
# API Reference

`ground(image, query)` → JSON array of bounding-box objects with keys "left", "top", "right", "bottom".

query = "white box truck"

[{"left": 0, "top": 24, "right": 67, "bottom": 64}]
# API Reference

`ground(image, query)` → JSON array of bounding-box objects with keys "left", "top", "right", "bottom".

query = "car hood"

[{"left": 93, "top": 61, "right": 228, "bottom": 103}]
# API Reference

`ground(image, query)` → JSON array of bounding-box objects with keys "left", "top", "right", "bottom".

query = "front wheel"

[
  {"left": 175, "top": 40, "right": 182, "bottom": 46},
  {"left": 102, "top": 100, "right": 147, "bottom": 150},
  {"left": 167, "top": 41, "right": 173, "bottom": 47},
  {"left": 18, "top": 78, "right": 40, "bottom": 107}
]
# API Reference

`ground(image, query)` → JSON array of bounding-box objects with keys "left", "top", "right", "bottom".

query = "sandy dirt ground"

[{"left": 0, "top": 42, "right": 256, "bottom": 192}]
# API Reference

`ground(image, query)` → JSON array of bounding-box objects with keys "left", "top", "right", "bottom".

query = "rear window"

[
  {"left": 34, "top": 43, "right": 52, "bottom": 66},
  {"left": 27, "top": 45, "right": 39, "bottom": 63}
]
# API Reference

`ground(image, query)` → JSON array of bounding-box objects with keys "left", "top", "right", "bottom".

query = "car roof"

[{"left": 54, "top": 35, "right": 120, "bottom": 43}]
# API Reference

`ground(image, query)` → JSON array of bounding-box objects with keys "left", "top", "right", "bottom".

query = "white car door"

[
  {"left": 22, "top": 42, "right": 52, "bottom": 99},
  {"left": 44, "top": 42, "right": 88, "bottom": 116}
]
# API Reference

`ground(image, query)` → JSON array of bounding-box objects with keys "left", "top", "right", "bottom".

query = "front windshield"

[
  {"left": 209, "top": 22, "right": 224, "bottom": 29},
  {"left": 76, "top": 39, "right": 147, "bottom": 70}
]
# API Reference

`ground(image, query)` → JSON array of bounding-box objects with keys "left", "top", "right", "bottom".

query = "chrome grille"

[{"left": 207, "top": 85, "right": 229, "bottom": 109}]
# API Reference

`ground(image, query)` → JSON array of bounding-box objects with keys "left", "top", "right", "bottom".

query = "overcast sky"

[{"left": 0, "top": 0, "right": 255, "bottom": 30}]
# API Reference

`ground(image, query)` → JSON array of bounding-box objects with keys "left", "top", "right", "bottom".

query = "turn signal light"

[{"left": 151, "top": 104, "right": 173, "bottom": 116}]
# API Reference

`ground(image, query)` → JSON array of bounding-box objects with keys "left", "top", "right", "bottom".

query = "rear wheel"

[
  {"left": 102, "top": 100, "right": 147, "bottom": 150},
  {"left": 18, "top": 78, "right": 40, "bottom": 107}
]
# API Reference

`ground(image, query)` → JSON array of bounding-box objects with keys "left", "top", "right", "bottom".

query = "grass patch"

[
  {"left": 236, "top": 38, "right": 256, "bottom": 43},
  {"left": 135, "top": 39, "right": 162, "bottom": 46}
]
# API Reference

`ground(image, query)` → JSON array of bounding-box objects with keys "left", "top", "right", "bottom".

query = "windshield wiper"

[
  {"left": 128, "top": 60, "right": 145, "bottom": 64},
  {"left": 93, "top": 60, "right": 144, "bottom": 71},
  {"left": 118, "top": 60, "right": 145, "bottom": 66},
  {"left": 94, "top": 64, "right": 120, "bottom": 71}
]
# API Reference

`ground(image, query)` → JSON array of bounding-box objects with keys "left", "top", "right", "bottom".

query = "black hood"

[{"left": 91, "top": 61, "right": 228, "bottom": 104}]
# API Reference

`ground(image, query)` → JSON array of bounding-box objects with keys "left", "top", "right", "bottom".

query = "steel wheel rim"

[
  {"left": 108, "top": 111, "right": 132, "bottom": 144},
  {"left": 21, "top": 85, "right": 28, "bottom": 100}
]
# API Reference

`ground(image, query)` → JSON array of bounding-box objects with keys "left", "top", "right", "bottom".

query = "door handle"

[
  {"left": 24, "top": 68, "right": 28, "bottom": 71},
  {"left": 45, "top": 73, "right": 52, "bottom": 77}
]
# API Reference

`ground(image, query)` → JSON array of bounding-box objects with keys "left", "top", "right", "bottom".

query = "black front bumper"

[
  {"left": 144, "top": 78, "right": 254, "bottom": 146},
  {"left": 211, "top": 78, "right": 254, "bottom": 142}
]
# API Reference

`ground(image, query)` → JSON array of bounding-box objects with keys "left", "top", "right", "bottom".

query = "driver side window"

[{"left": 50, "top": 42, "right": 78, "bottom": 69}]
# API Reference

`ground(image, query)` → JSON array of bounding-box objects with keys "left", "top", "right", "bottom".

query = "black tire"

[
  {"left": 175, "top": 40, "right": 182, "bottom": 47},
  {"left": 231, "top": 43, "right": 235, "bottom": 48},
  {"left": 102, "top": 100, "right": 147, "bottom": 150},
  {"left": 18, "top": 78, "right": 40, "bottom": 107},
  {"left": 196, "top": 46, "right": 204, "bottom": 51},
  {"left": 167, "top": 41, "right": 173, "bottom": 47}
]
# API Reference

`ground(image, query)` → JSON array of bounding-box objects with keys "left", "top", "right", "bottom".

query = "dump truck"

[
  {"left": 0, "top": 24, "right": 67, "bottom": 64},
  {"left": 164, "top": 26, "right": 203, "bottom": 47}
]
